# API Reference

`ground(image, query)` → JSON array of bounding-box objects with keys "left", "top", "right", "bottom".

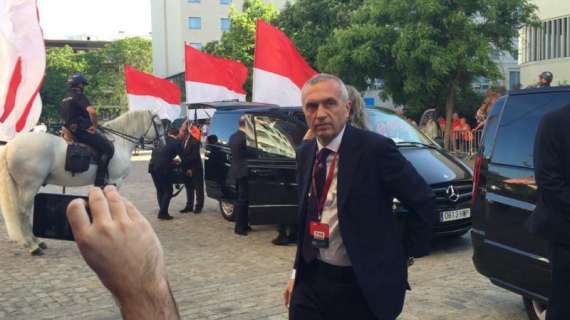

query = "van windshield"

[{"left": 366, "top": 109, "right": 434, "bottom": 145}]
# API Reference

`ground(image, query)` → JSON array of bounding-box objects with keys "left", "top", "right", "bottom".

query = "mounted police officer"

[{"left": 60, "top": 73, "right": 114, "bottom": 187}]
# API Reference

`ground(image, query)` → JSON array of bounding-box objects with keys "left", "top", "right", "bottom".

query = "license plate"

[{"left": 440, "top": 208, "right": 471, "bottom": 222}]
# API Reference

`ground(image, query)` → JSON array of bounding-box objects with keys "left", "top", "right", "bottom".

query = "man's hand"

[
  {"left": 86, "top": 125, "right": 96, "bottom": 134},
  {"left": 67, "top": 186, "right": 179, "bottom": 320},
  {"left": 186, "top": 169, "right": 193, "bottom": 177},
  {"left": 283, "top": 278, "right": 294, "bottom": 308}
]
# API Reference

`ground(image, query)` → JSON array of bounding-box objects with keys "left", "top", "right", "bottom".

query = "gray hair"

[
  {"left": 301, "top": 73, "right": 349, "bottom": 102},
  {"left": 346, "top": 85, "right": 369, "bottom": 130},
  {"left": 239, "top": 115, "right": 247, "bottom": 128}
]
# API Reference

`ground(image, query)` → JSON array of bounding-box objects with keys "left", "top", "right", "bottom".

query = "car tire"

[
  {"left": 523, "top": 297, "right": 547, "bottom": 320},
  {"left": 219, "top": 199, "right": 235, "bottom": 221}
]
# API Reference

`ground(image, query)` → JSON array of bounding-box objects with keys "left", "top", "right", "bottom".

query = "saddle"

[{"left": 61, "top": 128, "right": 99, "bottom": 174}]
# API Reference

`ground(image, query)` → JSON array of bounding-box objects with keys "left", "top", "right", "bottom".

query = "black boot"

[
  {"left": 179, "top": 205, "right": 193, "bottom": 213},
  {"left": 94, "top": 154, "right": 110, "bottom": 187}
]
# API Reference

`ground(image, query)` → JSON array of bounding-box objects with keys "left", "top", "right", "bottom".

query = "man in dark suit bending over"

[
  {"left": 283, "top": 74, "right": 436, "bottom": 320},
  {"left": 228, "top": 116, "right": 250, "bottom": 236}
]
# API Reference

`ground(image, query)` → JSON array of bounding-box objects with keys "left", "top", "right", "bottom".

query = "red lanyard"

[{"left": 311, "top": 151, "right": 338, "bottom": 220}]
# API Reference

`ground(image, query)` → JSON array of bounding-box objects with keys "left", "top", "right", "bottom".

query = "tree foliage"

[
  {"left": 204, "top": 0, "right": 279, "bottom": 96},
  {"left": 275, "top": 0, "right": 363, "bottom": 66},
  {"left": 315, "top": 0, "right": 537, "bottom": 147},
  {"left": 40, "top": 37, "right": 152, "bottom": 122}
]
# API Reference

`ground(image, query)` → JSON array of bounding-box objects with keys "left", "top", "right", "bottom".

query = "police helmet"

[
  {"left": 539, "top": 71, "right": 553, "bottom": 82},
  {"left": 68, "top": 73, "right": 89, "bottom": 87}
]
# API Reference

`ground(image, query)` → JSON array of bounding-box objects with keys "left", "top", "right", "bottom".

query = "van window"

[
  {"left": 482, "top": 96, "right": 507, "bottom": 159},
  {"left": 491, "top": 92, "right": 570, "bottom": 168},
  {"left": 253, "top": 115, "right": 306, "bottom": 159},
  {"left": 209, "top": 113, "right": 240, "bottom": 145}
]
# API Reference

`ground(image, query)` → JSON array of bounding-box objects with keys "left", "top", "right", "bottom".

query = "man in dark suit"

[
  {"left": 283, "top": 74, "right": 436, "bottom": 320},
  {"left": 528, "top": 104, "right": 570, "bottom": 320},
  {"left": 228, "top": 116, "right": 250, "bottom": 236},
  {"left": 149, "top": 126, "right": 182, "bottom": 220},
  {"left": 180, "top": 122, "right": 204, "bottom": 214}
]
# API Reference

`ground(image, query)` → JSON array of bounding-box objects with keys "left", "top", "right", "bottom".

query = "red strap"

[{"left": 311, "top": 152, "right": 338, "bottom": 219}]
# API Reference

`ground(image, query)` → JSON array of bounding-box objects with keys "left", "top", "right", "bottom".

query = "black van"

[
  {"left": 471, "top": 86, "right": 570, "bottom": 320},
  {"left": 203, "top": 103, "right": 473, "bottom": 235}
]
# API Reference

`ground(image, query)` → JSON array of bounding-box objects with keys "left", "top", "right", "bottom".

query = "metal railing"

[{"left": 439, "top": 129, "right": 483, "bottom": 159}]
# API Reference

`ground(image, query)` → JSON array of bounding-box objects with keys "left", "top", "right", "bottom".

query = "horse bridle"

[{"left": 100, "top": 113, "right": 164, "bottom": 150}]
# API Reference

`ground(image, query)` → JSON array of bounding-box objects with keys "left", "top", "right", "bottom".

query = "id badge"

[{"left": 309, "top": 221, "right": 330, "bottom": 249}]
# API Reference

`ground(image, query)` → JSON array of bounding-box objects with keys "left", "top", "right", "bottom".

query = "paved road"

[{"left": 0, "top": 158, "right": 528, "bottom": 319}]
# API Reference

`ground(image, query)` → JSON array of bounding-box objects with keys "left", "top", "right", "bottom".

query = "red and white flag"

[
  {"left": 185, "top": 44, "right": 248, "bottom": 103},
  {"left": 124, "top": 64, "right": 181, "bottom": 121},
  {"left": 0, "top": 0, "right": 46, "bottom": 141},
  {"left": 252, "top": 20, "right": 317, "bottom": 106}
]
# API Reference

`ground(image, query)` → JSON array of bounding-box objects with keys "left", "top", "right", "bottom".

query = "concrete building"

[
  {"left": 519, "top": 0, "right": 570, "bottom": 87},
  {"left": 151, "top": 0, "right": 287, "bottom": 78}
]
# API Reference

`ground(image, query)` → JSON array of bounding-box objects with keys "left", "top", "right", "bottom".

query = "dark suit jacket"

[
  {"left": 228, "top": 130, "right": 248, "bottom": 180},
  {"left": 148, "top": 136, "right": 181, "bottom": 175},
  {"left": 293, "top": 125, "right": 436, "bottom": 320},
  {"left": 528, "top": 105, "right": 570, "bottom": 245},
  {"left": 181, "top": 136, "right": 203, "bottom": 172}
]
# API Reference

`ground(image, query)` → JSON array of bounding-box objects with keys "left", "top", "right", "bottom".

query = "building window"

[
  {"left": 509, "top": 71, "right": 520, "bottom": 90},
  {"left": 221, "top": 18, "right": 230, "bottom": 32},
  {"left": 188, "top": 17, "right": 201, "bottom": 30},
  {"left": 190, "top": 42, "right": 202, "bottom": 50},
  {"left": 220, "top": 0, "right": 231, "bottom": 4},
  {"left": 187, "top": 0, "right": 200, "bottom": 3}
]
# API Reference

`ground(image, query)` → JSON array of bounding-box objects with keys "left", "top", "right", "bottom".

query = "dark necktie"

[{"left": 302, "top": 148, "right": 333, "bottom": 264}]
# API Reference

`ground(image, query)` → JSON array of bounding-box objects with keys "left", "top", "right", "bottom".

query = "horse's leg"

[{"left": 16, "top": 185, "right": 44, "bottom": 255}]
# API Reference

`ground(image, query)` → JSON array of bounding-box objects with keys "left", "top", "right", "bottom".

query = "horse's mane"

[{"left": 103, "top": 110, "right": 151, "bottom": 137}]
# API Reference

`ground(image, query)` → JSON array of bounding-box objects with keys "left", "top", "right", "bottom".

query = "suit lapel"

[
  {"left": 298, "top": 140, "right": 316, "bottom": 216},
  {"left": 338, "top": 126, "right": 362, "bottom": 214}
]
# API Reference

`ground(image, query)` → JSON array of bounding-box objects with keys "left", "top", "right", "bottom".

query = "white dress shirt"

[{"left": 314, "top": 126, "right": 351, "bottom": 267}]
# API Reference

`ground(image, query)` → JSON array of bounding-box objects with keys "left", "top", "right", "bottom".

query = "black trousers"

[
  {"left": 290, "top": 260, "right": 377, "bottom": 320},
  {"left": 74, "top": 130, "right": 114, "bottom": 186},
  {"left": 150, "top": 169, "right": 173, "bottom": 217},
  {"left": 183, "top": 168, "right": 204, "bottom": 210},
  {"left": 547, "top": 242, "right": 570, "bottom": 320},
  {"left": 234, "top": 177, "right": 249, "bottom": 232}
]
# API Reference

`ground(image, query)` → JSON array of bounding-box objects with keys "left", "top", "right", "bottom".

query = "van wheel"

[
  {"left": 523, "top": 297, "right": 547, "bottom": 320},
  {"left": 219, "top": 200, "right": 235, "bottom": 221}
]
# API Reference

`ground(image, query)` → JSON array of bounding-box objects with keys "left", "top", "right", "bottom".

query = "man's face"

[
  {"left": 302, "top": 80, "right": 351, "bottom": 145},
  {"left": 452, "top": 113, "right": 459, "bottom": 120},
  {"left": 539, "top": 76, "right": 547, "bottom": 85}
]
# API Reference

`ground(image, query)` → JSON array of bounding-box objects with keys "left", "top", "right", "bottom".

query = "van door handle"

[{"left": 251, "top": 168, "right": 273, "bottom": 176}]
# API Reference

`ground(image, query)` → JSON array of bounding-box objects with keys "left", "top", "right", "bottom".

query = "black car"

[
  {"left": 471, "top": 86, "right": 570, "bottom": 320},
  {"left": 203, "top": 103, "right": 473, "bottom": 236}
]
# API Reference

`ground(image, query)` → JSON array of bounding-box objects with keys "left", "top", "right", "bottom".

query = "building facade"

[
  {"left": 519, "top": 0, "right": 570, "bottom": 87},
  {"left": 151, "top": 0, "right": 287, "bottom": 78}
]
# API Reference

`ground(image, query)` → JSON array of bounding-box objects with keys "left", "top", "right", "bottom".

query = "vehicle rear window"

[
  {"left": 482, "top": 96, "right": 507, "bottom": 159},
  {"left": 252, "top": 115, "right": 306, "bottom": 159},
  {"left": 491, "top": 92, "right": 570, "bottom": 168},
  {"left": 209, "top": 113, "right": 240, "bottom": 145}
]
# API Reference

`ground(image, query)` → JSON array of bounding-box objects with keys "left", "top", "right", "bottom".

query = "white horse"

[{"left": 0, "top": 110, "right": 165, "bottom": 255}]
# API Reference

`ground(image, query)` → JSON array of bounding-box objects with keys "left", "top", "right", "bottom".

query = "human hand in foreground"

[
  {"left": 67, "top": 186, "right": 180, "bottom": 320},
  {"left": 283, "top": 278, "right": 294, "bottom": 308}
]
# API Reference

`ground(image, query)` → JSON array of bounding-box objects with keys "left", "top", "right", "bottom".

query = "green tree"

[
  {"left": 204, "top": 0, "right": 279, "bottom": 97},
  {"left": 83, "top": 37, "right": 152, "bottom": 116},
  {"left": 275, "top": 0, "right": 363, "bottom": 66},
  {"left": 317, "top": 0, "right": 537, "bottom": 148}
]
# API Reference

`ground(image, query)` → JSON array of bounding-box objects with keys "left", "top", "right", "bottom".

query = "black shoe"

[
  {"left": 272, "top": 235, "right": 289, "bottom": 246},
  {"left": 179, "top": 207, "right": 193, "bottom": 213},
  {"left": 158, "top": 214, "right": 174, "bottom": 220},
  {"left": 246, "top": 226, "right": 253, "bottom": 231},
  {"left": 193, "top": 208, "right": 202, "bottom": 214},
  {"left": 235, "top": 229, "right": 248, "bottom": 236}
]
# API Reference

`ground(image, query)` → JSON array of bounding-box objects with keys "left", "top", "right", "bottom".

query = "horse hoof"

[
  {"left": 30, "top": 247, "right": 44, "bottom": 256},
  {"left": 38, "top": 242, "right": 48, "bottom": 250}
]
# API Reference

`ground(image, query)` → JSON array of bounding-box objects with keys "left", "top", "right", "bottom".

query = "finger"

[
  {"left": 104, "top": 185, "right": 130, "bottom": 222},
  {"left": 66, "top": 198, "right": 91, "bottom": 237},
  {"left": 88, "top": 187, "right": 112, "bottom": 224},
  {"left": 124, "top": 199, "right": 143, "bottom": 221}
]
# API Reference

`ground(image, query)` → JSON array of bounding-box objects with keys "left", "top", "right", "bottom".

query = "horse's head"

[{"left": 145, "top": 111, "right": 166, "bottom": 148}]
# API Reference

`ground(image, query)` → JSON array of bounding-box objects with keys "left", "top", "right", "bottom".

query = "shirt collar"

[{"left": 316, "top": 125, "right": 346, "bottom": 153}]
